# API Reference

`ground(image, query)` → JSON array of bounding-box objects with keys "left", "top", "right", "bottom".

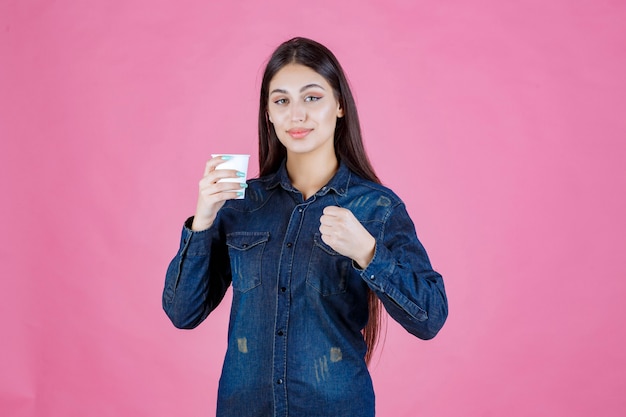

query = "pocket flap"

[
  {"left": 226, "top": 232, "right": 270, "bottom": 251},
  {"left": 313, "top": 233, "right": 341, "bottom": 256}
]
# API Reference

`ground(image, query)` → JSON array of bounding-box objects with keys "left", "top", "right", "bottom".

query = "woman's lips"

[{"left": 287, "top": 128, "right": 312, "bottom": 139}]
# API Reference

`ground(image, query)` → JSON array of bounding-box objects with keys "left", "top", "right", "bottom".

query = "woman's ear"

[
  {"left": 266, "top": 111, "right": 273, "bottom": 124},
  {"left": 337, "top": 104, "right": 344, "bottom": 119}
]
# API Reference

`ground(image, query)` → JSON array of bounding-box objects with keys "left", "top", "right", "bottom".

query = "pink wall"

[{"left": 2, "top": 1, "right": 625, "bottom": 416}]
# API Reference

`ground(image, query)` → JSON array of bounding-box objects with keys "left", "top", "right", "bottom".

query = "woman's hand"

[
  {"left": 319, "top": 206, "right": 376, "bottom": 269},
  {"left": 191, "top": 156, "right": 246, "bottom": 231}
]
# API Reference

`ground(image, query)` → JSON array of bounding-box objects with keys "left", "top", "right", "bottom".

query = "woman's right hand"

[{"left": 191, "top": 156, "right": 246, "bottom": 231}]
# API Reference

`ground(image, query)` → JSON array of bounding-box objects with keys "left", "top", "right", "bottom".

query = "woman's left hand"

[{"left": 319, "top": 206, "right": 376, "bottom": 269}]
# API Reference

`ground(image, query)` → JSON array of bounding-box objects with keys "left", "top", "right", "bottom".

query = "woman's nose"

[{"left": 290, "top": 102, "right": 305, "bottom": 122}]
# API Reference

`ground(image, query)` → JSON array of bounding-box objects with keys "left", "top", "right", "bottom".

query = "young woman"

[{"left": 163, "top": 37, "right": 448, "bottom": 417}]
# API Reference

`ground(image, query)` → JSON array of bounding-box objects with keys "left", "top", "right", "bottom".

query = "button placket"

[{"left": 272, "top": 202, "right": 308, "bottom": 408}]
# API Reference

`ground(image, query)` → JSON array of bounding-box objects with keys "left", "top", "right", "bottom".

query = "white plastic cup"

[{"left": 211, "top": 154, "right": 250, "bottom": 199}]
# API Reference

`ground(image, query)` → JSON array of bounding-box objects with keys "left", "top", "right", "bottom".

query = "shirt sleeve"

[
  {"left": 358, "top": 203, "right": 448, "bottom": 340},
  {"left": 162, "top": 216, "right": 231, "bottom": 329}
]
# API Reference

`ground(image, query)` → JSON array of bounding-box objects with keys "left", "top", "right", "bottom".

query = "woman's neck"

[{"left": 286, "top": 151, "right": 339, "bottom": 200}]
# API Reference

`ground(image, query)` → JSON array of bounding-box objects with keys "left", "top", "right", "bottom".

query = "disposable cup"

[{"left": 211, "top": 154, "right": 250, "bottom": 199}]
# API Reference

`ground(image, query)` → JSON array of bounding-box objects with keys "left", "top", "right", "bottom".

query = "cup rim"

[{"left": 211, "top": 153, "right": 250, "bottom": 158}]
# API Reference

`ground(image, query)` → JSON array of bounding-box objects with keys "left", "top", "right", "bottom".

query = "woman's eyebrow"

[
  {"left": 269, "top": 88, "right": 288, "bottom": 95},
  {"left": 269, "top": 83, "right": 326, "bottom": 95},
  {"left": 300, "top": 83, "right": 325, "bottom": 92}
]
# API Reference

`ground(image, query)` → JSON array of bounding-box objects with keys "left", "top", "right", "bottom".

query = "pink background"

[{"left": 2, "top": 1, "right": 625, "bottom": 416}]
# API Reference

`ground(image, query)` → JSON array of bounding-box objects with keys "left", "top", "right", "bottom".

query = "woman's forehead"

[{"left": 269, "top": 64, "right": 330, "bottom": 93}]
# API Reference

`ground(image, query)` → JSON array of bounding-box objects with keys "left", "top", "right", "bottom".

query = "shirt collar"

[{"left": 266, "top": 159, "right": 350, "bottom": 197}]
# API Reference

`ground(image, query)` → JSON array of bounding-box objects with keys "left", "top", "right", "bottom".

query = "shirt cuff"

[
  {"left": 357, "top": 242, "right": 396, "bottom": 293},
  {"left": 179, "top": 216, "right": 217, "bottom": 256},
  {"left": 357, "top": 242, "right": 428, "bottom": 322}
]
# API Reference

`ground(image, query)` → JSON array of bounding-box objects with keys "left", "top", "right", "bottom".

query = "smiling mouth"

[{"left": 287, "top": 128, "right": 312, "bottom": 139}]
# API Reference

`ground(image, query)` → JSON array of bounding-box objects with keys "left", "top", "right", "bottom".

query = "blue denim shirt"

[{"left": 163, "top": 161, "right": 447, "bottom": 417}]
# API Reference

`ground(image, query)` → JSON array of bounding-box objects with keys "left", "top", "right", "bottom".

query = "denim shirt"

[{"left": 163, "top": 161, "right": 448, "bottom": 417}]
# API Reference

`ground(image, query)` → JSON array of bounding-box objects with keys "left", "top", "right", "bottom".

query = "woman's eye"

[
  {"left": 305, "top": 96, "right": 322, "bottom": 102},
  {"left": 274, "top": 98, "right": 288, "bottom": 105}
]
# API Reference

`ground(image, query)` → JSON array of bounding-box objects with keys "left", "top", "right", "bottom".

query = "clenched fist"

[{"left": 319, "top": 206, "right": 376, "bottom": 269}]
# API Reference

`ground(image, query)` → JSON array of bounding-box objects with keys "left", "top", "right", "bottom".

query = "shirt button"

[
  {"left": 298, "top": 208, "right": 303, "bottom": 213},
  {"left": 370, "top": 275, "right": 375, "bottom": 280},
  {"left": 280, "top": 287, "right": 287, "bottom": 293},
  {"left": 277, "top": 379, "right": 284, "bottom": 385},
  {"left": 286, "top": 242, "right": 292, "bottom": 248},
  {"left": 277, "top": 330, "right": 284, "bottom": 336}
]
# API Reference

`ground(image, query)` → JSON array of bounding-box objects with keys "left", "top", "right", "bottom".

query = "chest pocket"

[
  {"left": 226, "top": 232, "right": 270, "bottom": 293},
  {"left": 306, "top": 233, "right": 350, "bottom": 296}
]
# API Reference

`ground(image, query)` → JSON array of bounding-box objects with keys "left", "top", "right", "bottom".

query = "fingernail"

[
  {"left": 221, "top": 155, "right": 233, "bottom": 160},
  {"left": 237, "top": 191, "right": 244, "bottom": 197},
  {"left": 240, "top": 183, "right": 248, "bottom": 188},
  {"left": 236, "top": 171, "right": 246, "bottom": 177}
]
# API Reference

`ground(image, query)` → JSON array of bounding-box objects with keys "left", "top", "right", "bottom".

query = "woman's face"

[{"left": 267, "top": 64, "right": 344, "bottom": 158}]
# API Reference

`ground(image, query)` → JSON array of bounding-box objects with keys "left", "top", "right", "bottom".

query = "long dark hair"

[{"left": 258, "top": 37, "right": 383, "bottom": 365}]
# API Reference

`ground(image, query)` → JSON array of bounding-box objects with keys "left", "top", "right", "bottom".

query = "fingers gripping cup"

[{"left": 211, "top": 154, "right": 250, "bottom": 199}]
